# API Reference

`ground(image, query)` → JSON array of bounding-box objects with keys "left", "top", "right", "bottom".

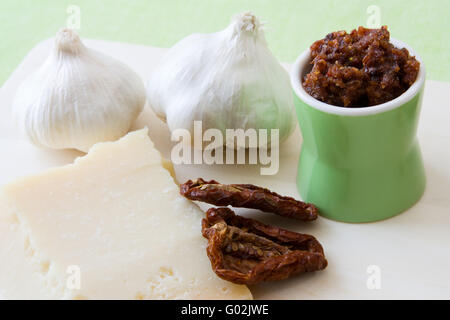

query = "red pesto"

[{"left": 302, "top": 26, "right": 420, "bottom": 107}]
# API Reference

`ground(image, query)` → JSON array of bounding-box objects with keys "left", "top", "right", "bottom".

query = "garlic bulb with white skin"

[
  {"left": 147, "top": 12, "right": 295, "bottom": 148},
  {"left": 13, "top": 28, "right": 146, "bottom": 152}
]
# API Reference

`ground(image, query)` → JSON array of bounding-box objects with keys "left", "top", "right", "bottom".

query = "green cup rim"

[{"left": 290, "top": 37, "right": 426, "bottom": 117}]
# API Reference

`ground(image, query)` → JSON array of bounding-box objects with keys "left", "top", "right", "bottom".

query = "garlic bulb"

[
  {"left": 147, "top": 12, "right": 295, "bottom": 148},
  {"left": 13, "top": 28, "right": 146, "bottom": 152}
]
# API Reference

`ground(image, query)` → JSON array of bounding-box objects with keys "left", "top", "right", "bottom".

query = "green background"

[{"left": 0, "top": 0, "right": 448, "bottom": 86}]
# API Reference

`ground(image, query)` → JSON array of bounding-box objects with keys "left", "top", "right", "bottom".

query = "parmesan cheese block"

[{"left": 0, "top": 129, "right": 252, "bottom": 300}]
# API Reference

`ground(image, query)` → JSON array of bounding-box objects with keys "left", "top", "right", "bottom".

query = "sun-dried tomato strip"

[
  {"left": 180, "top": 178, "right": 318, "bottom": 221},
  {"left": 202, "top": 207, "right": 327, "bottom": 285}
]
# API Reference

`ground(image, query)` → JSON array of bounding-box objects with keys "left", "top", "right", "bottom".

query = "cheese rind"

[{"left": 0, "top": 129, "right": 252, "bottom": 300}]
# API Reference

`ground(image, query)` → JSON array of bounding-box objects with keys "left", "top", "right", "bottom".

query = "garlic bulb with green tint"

[
  {"left": 13, "top": 28, "right": 146, "bottom": 152},
  {"left": 147, "top": 12, "right": 296, "bottom": 148}
]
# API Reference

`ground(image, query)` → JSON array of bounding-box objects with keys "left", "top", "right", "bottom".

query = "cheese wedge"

[
  {"left": 0, "top": 207, "right": 51, "bottom": 299},
  {"left": 0, "top": 129, "right": 252, "bottom": 299}
]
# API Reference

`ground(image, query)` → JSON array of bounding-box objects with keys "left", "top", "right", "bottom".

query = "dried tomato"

[
  {"left": 202, "top": 207, "right": 327, "bottom": 285},
  {"left": 180, "top": 178, "right": 318, "bottom": 221}
]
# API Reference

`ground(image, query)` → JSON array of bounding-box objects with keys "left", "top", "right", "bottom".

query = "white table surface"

[{"left": 1, "top": 38, "right": 449, "bottom": 299}]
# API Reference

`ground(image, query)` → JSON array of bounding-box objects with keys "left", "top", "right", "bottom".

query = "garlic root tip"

[
  {"left": 55, "top": 28, "right": 84, "bottom": 54},
  {"left": 232, "top": 12, "right": 261, "bottom": 33}
]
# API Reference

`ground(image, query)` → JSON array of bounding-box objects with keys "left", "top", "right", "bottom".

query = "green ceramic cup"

[{"left": 290, "top": 38, "right": 426, "bottom": 223}]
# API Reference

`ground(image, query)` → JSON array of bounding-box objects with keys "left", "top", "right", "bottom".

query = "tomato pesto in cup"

[{"left": 302, "top": 26, "right": 420, "bottom": 107}]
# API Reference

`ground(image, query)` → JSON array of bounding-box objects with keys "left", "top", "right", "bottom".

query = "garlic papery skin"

[
  {"left": 147, "top": 12, "right": 295, "bottom": 149},
  {"left": 13, "top": 28, "right": 146, "bottom": 152}
]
